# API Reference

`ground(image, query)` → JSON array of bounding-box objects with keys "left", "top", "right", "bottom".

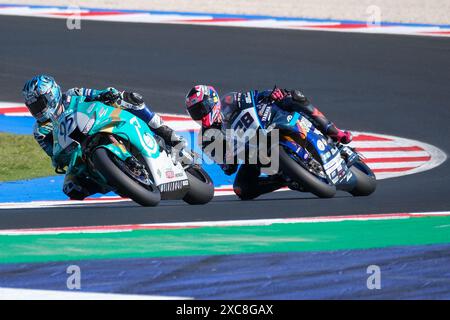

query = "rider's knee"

[
  {"left": 63, "top": 175, "right": 91, "bottom": 200},
  {"left": 233, "top": 165, "right": 261, "bottom": 200},
  {"left": 233, "top": 183, "right": 258, "bottom": 200}
]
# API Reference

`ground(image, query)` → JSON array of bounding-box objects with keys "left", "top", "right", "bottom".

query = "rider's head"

[
  {"left": 185, "top": 85, "right": 222, "bottom": 128},
  {"left": 22, "top": 75, "right": 62, "bottom": 122}
]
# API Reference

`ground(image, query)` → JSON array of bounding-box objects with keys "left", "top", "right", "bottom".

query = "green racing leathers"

[{"left": 33, "top": 87, "right": 184, "bottom": 199}]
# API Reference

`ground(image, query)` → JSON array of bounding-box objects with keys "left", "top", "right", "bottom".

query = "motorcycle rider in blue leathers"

[
  {"left": 185, "top": 85, "right": 353, "bottom": 200},
  {"left": 22, "top": 74, "right": 185, "bottom": 200}
]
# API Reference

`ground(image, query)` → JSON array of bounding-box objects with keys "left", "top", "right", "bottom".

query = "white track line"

[
  {"left": 357, "top": 151, "right": 430, "bottom": 158},
  {"left": 0, "top": 5, "right": 449, "bottom": 38},
  {"left": 367, "top": 162, "right": 429, "bottom": 169},
  {"left": 1, "top": 211, "right": 449, "bottom": 236},
  {"left": 0, "top": 287, "right": 191, "bottom": 300},
  {"left": 0, "top": 186, "right": 238, "bottom": 209},
  {"left": 349, "top": 132, "right": 447, "bottom": 179},
  {"left": 0, "top": 102, "right": 24, "bottom": 108}
]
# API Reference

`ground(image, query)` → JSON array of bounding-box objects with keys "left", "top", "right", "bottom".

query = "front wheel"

[
  {"left": 92, "top": 148, "right": 161, "bottom": 207},
  {"left": 183, "top": 166, "right": 215, "bottom": 205},
  {"left": 279, "top": 147, "right": 336, "bottom": 198},
  {"left": 349, "top": 161, "right": 377, "bottom": 197}
]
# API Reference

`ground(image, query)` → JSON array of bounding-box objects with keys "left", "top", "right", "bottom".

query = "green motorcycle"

[{"left": 51, "top": 95, "right": 214, "bottom": 207}]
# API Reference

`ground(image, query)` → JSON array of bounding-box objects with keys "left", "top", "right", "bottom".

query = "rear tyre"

[
  {"left": 279, "top": 147, "right": 336, "bottom": 198},
  {"left": 92, "top": 148, "right": 161, "bottom": 207},
  {"left": 183, "top": 166, "right": 215, "bottom": 205},
  {"left": 349, "top": 162, "right": 377, "bottom": 197}
]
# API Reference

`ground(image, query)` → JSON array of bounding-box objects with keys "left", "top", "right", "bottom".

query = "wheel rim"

[
  {"left": 284, "top": 147, "right": 329, "bottom": 184},
  {"left": 110, "top": 154, "right": 158, "bottom": 192}
]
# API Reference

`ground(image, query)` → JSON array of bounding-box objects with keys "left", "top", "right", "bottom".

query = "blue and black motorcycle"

[{"left": 223, "top": 91, "right": 377, "bottom": 198}]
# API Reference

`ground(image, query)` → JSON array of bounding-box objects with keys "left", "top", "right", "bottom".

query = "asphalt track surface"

[{"left": 0, "top": 16, "right": 449, "bottom": 229}]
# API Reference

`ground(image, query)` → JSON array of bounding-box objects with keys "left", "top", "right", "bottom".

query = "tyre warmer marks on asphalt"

[{"left": 0, "top": 4, "right": 450, "bottom": 37}]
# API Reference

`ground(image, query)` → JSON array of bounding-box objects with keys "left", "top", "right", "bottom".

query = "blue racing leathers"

[{"left": 200, "top": 89, "right": 342, "bottom": 200}]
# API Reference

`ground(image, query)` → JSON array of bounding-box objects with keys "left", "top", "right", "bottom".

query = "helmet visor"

[
  {"left": 187, "top": 96, "right": 215, "bottom": 121},
  {"left": 27, "top": 96, "right": 49, "bottom": 121}
]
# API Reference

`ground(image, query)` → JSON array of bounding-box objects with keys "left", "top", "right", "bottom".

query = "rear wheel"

[
  {"left": 349, "top": 161, "right": 377, "bottom": 196},
  {"left": 279, "top": 147, "right": 336, "bottom": 198},
  {"left": 183, "top": 166, "right": 215, "bottom": 205},
  {"left": 92, "top": 148, "right": 161, "bottom": 207}
]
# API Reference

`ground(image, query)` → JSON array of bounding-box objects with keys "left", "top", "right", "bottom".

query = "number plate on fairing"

[
  {"left": 55, "top": 112, "right": 76, "bottom": 149},
  {"left": 228, "top": 107, "right": 263, "bottom": 159},
  {"left": 52, "top": 111, "right": 80, "bottom": 161},
  {"left": 231, "top": 108, "right": 260, "bottom": 137}
]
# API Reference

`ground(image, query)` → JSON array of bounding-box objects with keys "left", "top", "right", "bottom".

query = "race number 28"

[{"left": 234, "top": 112, "right": 254, "bottom": 132}]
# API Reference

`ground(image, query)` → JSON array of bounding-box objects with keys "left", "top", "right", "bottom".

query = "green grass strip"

[
  {"left": 0, "top": 133, "right": 55, "bottom": 182},
  {"left": 1, "top": 216, "right": 449, "bottom": 264}
]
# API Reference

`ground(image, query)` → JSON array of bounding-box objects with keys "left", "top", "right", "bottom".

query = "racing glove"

[
  {"left": 270, "top": 88, "right": 288, "bottom": 101},
  {"left": 96, "top": 87, "right": 122, "bottom": 105},
  {"left": 153, "top": 124, "right": 187, "bottom": 149},
  {"left": 33, "top": 120, "right": 54, "bottom": 157},
  {"left": 270, "top": 87, "right": 310, "bottom": 107},
  {"left": 290, "top": 89, "right": 310, "bottom": 107},
  {"left": 328, "top": 127, "right": 353, "bottom": 144}
]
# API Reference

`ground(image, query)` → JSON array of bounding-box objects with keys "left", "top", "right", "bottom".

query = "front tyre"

[
  {"left": 349, "top": 162, "right": 377, "bottom": 197},
  {"left": 92, "top": 148, "right": 161, "bottom": 207},
  {"left": 183, "top": 166, "right": 214, "bottom": 205},
  {"left": 279, "top": 147, "right": 336, "bottom": 198}
]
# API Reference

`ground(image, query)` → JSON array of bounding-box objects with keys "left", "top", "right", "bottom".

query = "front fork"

[
  {"left": 339, "top": 144, "right": 363, "bottom": 167},
  {"left": 280, "top": 135, "right": 361, "bottom": 191}
]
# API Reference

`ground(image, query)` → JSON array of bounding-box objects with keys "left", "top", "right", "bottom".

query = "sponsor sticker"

[
  {"left": 245, "top": 92, "right": 252, "bottom": 104},
  {"left": 87, "top": 103, "right": 96, "bottom": 113},
  {"left": 143, "top": 132, "right": 156, "bottom": 150},
  {"left": 165, "top": 170, "right": 175, "bottom": 179},
  {"left": 317, "top": 140, "right": 325, "bottom": 151}
]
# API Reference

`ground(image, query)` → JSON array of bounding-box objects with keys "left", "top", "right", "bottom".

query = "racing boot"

[
  {"left": 234, "top": 166, "right": 287, "bottom": 200},
  {"left": 151, "top": 122, "right": 187, "bottom": 150},
  {"left": 63, "top": 174, "right": 104, "bottom": 200},
  {"left": 284, "top": 90, "right": 353, "bottom": 144},
  {"left": 326, "top": 124, "right": 353, "bottom": 144},
  {"left": 116, "top": 91, "right": 186, "bottom": 149}
]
